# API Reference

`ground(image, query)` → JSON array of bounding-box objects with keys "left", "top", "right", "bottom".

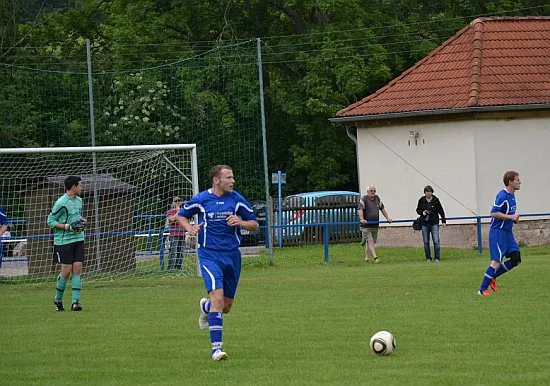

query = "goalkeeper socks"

[
  {"left": 493, "top": 260, "right": 514, "bottom": 278},
  {"left": 71, "top": 274, "right": 82, "bottom": 303},
  {"left": 55, "top": 274, "right": 67, "bottom": 301},
  {"left": 208, "top": 312, "right": 223, "bottom": 354},
  {"left": 479, "top": 266, "right": 497, "bottom": 291}
]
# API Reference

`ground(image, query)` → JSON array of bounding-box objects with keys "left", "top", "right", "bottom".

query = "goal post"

[{"left": 0, "top": 144, "right": 199, "bottom": 284}]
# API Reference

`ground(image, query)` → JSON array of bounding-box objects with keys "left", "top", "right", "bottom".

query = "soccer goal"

[{"left": 0, "top": 144, "right": 199, "bottom": 284}]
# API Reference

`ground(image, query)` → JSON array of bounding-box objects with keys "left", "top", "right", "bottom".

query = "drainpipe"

[{"left": 345, "top": 125, "right": 361, "bottom": 193}]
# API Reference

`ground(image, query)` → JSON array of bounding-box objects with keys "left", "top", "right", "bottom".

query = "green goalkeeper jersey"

[{"left": 47, "top": 194, "right": 85, "bottom": 245}]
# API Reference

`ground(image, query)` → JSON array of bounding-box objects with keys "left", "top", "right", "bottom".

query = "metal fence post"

[
  {"left": 323, "top": 225, "right": 329, "bottom": 262},
  {"left": 476, "top": 216, "right": 483, "bottom": 254}
]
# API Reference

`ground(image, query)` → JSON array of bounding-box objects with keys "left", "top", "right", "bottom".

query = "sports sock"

[
  {"left": 55, "top": 274, "right": 67, "bottom": 301},
  {"left": 71, "top": 274, "right": 82, "bottom": 303},
  {"left": 479, "top": 266, "right": 497, "bottom": 292},
  {"left": 493, "top": 260, "right": 514, "bottom": 278},
  {"left": 208, "top": 312, "right": 223, "bottom": 354},
  {"left": 201, "top": 299, "right": 211, "bottom": 314}
]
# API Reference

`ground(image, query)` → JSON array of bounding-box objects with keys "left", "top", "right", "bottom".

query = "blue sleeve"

[
  {"left": 235, "top": 195, "right": 256, "bottom": 222},
  {"left": 0, "top": 207, "right": 7, "bottom": 225},
  {"left": 491, "top": 191, "right": 508, "bottom": 214},
  {"left": 179, "top": 195, "right": 201, "bottom": 218}
]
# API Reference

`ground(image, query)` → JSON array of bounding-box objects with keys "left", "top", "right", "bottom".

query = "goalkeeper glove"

[{"left": 66, "top": 218, "right": 87, "bottom": 233}]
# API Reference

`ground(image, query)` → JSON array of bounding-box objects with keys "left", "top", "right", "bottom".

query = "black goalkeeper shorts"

[{"left": 53, "top": 241, "right": 85, "bottom": 265}]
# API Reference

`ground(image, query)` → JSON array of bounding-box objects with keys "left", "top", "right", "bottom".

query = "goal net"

[{"left": 0, "top": 144, "right": 199, "bottom": 284}]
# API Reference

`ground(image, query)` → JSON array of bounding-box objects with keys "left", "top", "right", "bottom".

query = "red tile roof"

[{"left": 336, "top": 17, "right": 550, "bottom": 119}]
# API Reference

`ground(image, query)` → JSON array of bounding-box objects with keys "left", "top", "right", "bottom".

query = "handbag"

[{"left": 412, "top": 216, "right": 422, "bottom": 231}]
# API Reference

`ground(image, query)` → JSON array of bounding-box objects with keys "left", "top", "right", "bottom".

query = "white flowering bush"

[{"left": 101, "top": 72, "right": 185, "bottom": 143}]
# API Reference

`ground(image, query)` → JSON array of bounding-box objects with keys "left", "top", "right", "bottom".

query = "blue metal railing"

[
  {"left": 2, "top": 213, "right": 547, "bottom": 268},
  {"left": 270, "top": 213, "right": 550, "bottom": 262}
]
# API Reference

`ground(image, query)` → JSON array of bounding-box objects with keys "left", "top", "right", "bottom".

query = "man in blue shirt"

[
  {"left": 478, "top": 171, "right": 522, "bottom": 296},
  {"left": 176, "top": 165, "right": 258, "bottom": 361}
]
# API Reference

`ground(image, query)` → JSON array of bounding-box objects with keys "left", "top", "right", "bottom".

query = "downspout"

[{"left": 346, "top": 125, "right": 361, "bottom": 193}]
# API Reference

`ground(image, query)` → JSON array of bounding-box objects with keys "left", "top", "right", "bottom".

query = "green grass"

[{"left": 1, "top": 245, "right": 549, "bottom": 385}]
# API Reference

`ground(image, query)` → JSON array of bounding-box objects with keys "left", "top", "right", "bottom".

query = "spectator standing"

[
  {"left": 357, "top": 185, "right": 392, "bottom": 263},
  {"left": 166, "top": 196, "right": 187, "bottom": 270},
  {"left": 416, "top": 185, "right": 446, "bottom": 262},
  {"left": 0, "top": 205, "right": 8, "bottom": 267}
]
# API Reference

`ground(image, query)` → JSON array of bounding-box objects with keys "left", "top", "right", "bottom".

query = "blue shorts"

[
  {"left": 198, "top": 248, "right": 242, "bottom": 299},
  {"left": 488, "top": 228, "right": 519, "bottom": 262}
]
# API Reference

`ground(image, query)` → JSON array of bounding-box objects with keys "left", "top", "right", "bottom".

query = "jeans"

[
  {"left": 168, "top": 236, "right": 185, "bottom": 270},
  {"left": 421, "top": 224, "right": 440, "bottom": 260}
]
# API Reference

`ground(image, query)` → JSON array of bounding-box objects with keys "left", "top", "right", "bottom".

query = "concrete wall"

[
  {"left": 373, "top": 219, "right": 549, "bottom": 250},
  {"left": 356, "top": 113, "right": 550, "bottom": 226},
  {"left": 474, "top": 115, "right": 550, "bottom": 217},
  {"left": 357, "top": 119, "right": 479, "bottom": 223}
]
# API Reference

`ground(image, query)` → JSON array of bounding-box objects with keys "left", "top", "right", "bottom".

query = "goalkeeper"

[{"left": 47, "top": 176, "right": 87, "bottom": 312}]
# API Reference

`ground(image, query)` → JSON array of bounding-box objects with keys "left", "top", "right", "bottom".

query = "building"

[{"left": 331, "top": 17, "right": 550, "bottom": 247}]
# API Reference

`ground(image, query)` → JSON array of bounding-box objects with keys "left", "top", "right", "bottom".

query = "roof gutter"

[{"left": 329, "top": 103, "right": 550, "bottom": 124}]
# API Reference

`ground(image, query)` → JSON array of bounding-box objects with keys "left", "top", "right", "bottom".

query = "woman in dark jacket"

[{"left": 416, "top": 185, "right": 446, "bottom": 262}]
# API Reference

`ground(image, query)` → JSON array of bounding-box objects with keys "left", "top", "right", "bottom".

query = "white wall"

[
  {"left": 474, "top": 116, "right": 550, "bottom": 217},
  {"left": 357, "top": 120, "right": 478, "bottom": 225},
  {"left": 357, "top": 115, "right": 550, "bottom": 225}
]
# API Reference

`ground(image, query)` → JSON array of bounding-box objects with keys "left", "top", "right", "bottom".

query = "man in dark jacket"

[{"left": 416, "top": 185, "right": 446, "bottom": 262}]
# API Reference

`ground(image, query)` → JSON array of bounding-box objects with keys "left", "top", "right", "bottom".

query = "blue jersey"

[
  {"left": 490, "top": 189, "right": 516, "bottom": 231},
  {"left": 178, "top": 189, "right": 256, "bottom": 251},
  {"left": 0, "top": 206, "right": 7, "bottom": 227},
  {"left": 0, "top": 206, "right": 7, "bottom": 254}
]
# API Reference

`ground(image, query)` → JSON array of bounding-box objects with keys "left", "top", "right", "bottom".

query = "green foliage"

[{"left": 2, "top": 0, "right": 549, "bottom": 196}]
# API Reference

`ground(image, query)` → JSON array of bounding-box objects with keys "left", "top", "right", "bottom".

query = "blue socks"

[
  {"left": 208, "top": 312, "right": 223, "bottom": 354},
  {"left": 479, "top": 266, "right": 497, "bottom": 292},
  {"left": 201, "top": 299, "right": 211, "bottom": 314},
  {"left": 480, "top": 260, "right": 515, "bottom": 291},
  {"left": 494, "top": 260, "right": 514, "bottom": 278}
]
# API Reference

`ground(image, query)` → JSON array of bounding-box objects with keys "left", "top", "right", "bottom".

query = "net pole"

[
  {"left": 191, "top": 146, "right": 201, "bottom": 277},
  {"left": 87, "top": 39, "right": 103, "bottom": 271},
  {"left": 257, "top": 38, "right": 273, "bottom": 262}
]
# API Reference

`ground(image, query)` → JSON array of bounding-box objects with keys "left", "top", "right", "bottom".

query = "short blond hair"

[{"left": 503, "top": 171, "right": 519, "bottom": 186}]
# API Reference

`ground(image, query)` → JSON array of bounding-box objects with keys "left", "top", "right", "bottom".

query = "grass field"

[{"left": 1, "top": 244, "right": 549, "bottom": 385}]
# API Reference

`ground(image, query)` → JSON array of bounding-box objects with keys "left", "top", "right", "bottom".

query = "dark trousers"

[
  {"left": 422, "top": 224, "right": 440, "bottom": 260},
  {"left": 168, "top": 236, "right": 185, "bottom": 270}
]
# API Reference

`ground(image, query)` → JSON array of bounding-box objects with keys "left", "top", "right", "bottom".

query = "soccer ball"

[{"left": 369, "top": 331, "right": 396, "bottom": 356}]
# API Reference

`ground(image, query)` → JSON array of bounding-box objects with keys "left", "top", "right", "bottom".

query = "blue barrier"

[
  {"left": 3, "top": 213, "right": 547, "bottom": 267},
  {"left": 269, "top": 213, "right": 550, "bottom": 262}
]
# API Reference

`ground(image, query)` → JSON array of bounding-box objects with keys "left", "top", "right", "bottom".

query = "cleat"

[
  {"left": 434, "top": 259, "right": 440, "bottom": 263},
  {"left": 477, "top": 290, "right": 490, "bottom": 296},
  {"left": 374, "top": 257, "right": 380, "bottom": 264},
  {"left": 364, "top": 258, "right": 370, "bottom": 263},
  {"left": 54, "top": 300, "right": 64, "bottom": 312},
  {"left": 212, "top": 349, "right": 228, "bottom": 361},
  {"left": 71, "top": 302, "right": 83, "bottom": 311},
  {"left": 199, "top": 298, "right": 209, "bottom": 330},
  {"left": 426, "top": 259, "right": 432, "bottom": 262},
  {"left": 489, "top": 278, "right": 497, "bottom": 293}
]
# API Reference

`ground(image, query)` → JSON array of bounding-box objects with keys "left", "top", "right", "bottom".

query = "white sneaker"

[
  {"left": 212, "top": 349, "right": 228, "bottom": 361},
  {"left": 199, "top": 298, "right": 209, "bottom": 330}
]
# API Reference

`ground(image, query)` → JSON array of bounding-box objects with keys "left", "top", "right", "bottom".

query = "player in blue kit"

[
  {"left": 477, "top": 171, "right": 522, "bottom": 296},
  {"left": 176, "top": 165, "right": 258, "bottom": 361}
]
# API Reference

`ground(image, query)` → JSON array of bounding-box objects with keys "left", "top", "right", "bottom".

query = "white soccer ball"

[{"left": 370, "top": 331, "right": 396, "bottom": 356}]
